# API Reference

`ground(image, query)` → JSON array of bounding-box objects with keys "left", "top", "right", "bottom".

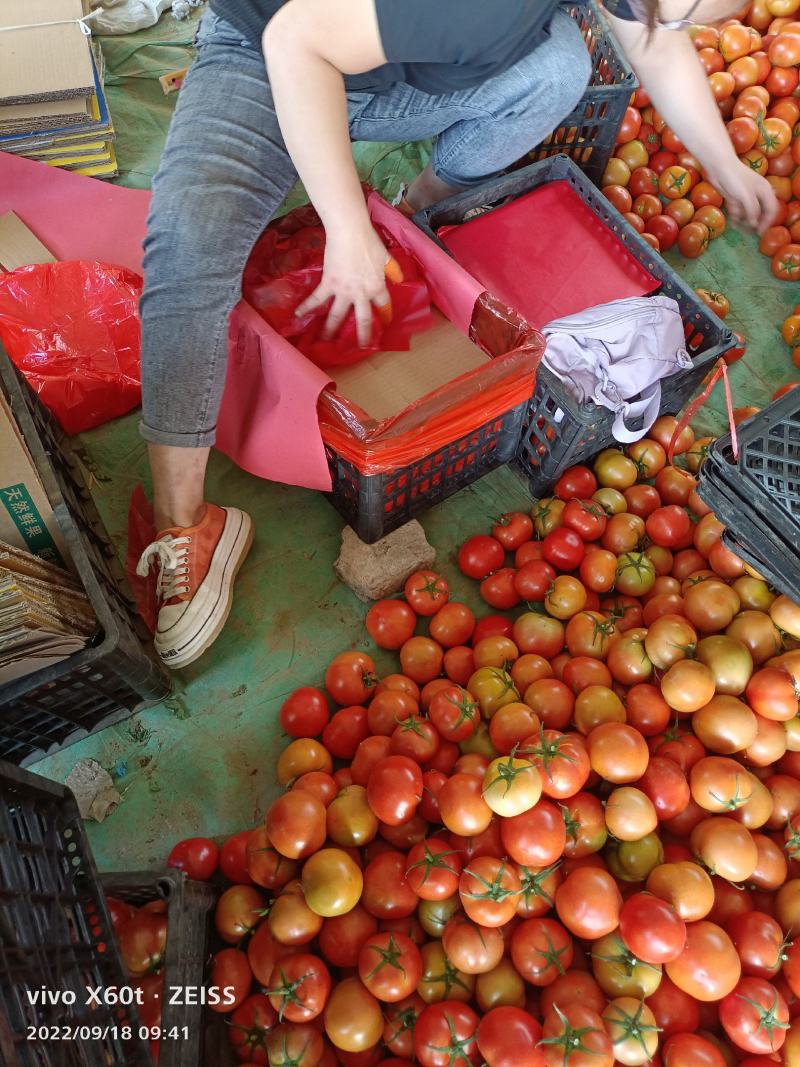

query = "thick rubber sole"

[{"left": 154, "top": 508, "right": 254, "bottom": 670}]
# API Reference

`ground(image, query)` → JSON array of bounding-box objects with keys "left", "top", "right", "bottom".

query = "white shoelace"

[{"left": 136, "top": 535, "right": 192, "bottom": 600}]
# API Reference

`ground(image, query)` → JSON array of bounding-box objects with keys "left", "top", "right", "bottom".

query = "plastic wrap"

[
  {"left": 243, "top": 203, "right": 434, "bottom": 367},
  {"left": 318, "top": 293, "right": 545, "bottom": 474},
  {"left": 0, "top": 261, "right": 142, "bottom": 435}
]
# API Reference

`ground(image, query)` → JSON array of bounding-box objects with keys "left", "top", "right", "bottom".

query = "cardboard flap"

[
  {"left": 0, "top": 212, "right": 56, "bottom": 271},
  {"left": 0, "top": 0, "right": 95, "bottom": 106}
]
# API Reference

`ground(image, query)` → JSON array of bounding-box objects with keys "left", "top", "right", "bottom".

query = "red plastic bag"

[
  {"left": 243, "top": 202, "right": 433, "bottom": 367},
  {"left": 0, "top": 260, "right": 142, "bottom": 434}
]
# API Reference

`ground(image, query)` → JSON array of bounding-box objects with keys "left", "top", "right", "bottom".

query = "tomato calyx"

[
  {"left": 445, "top": 690, "right": 480, "bottom": 731},
  {"left": 591, "top": 943, "right": 659, "bottom": 979},
  {"left": 266, "top": 966, "right": 314, "bottom": 1021},
  {"left": 364, "top": 933, "right": 408, "bottom": 981},
  {"left": 534, "top": 927, "right": 571, "bottom": 979},
  {"left": 518, "top": 862, "right": 561, "bottom": 910},
  {"left": 523, "top": 727, "right": 577, "bottom": 774},
  {"left": 268, "top": 1031, "right": 314, "bottom": 1067},
  {"left": 406, "top": 844, "right": 462, "bottom": 886},
  {"left": 426, "top": 955, "right": 473, "bottom": 999},
  {"left": 737, "top": 989, "right": 790, "bottom": 1045},
  {"left": 482, "top": 750, "right": 533, "bottom": 800},
  {"left": 409, "top": 575, "right": 448, "bottom": 605},
  {"left": 386, "top": 1003, "right": 419, "bottom": 1044},
  {"left": 608, "top": 999, "right": 662, "bottom": 1058},
  {"left": 226, "top": 1017, "right": 272, "bottom": 1059},
  {"left": 784, "top": 817, "right": 800, "bottom": 859},
  {"left": 428, "top": 1014, "right": 476, "bottom": 1067},
  {"left": 461, "top": 860, "right": 519, "bottom": 906},
  {"left": 538, "top": 1004, "right": 603, "bottom": 1058},
  {"left": 707, "top": 772, "right": 750, "bottom": 812}
]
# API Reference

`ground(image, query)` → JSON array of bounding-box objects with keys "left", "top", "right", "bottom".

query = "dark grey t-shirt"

[{"left": 210, "top": 0, "right": 567, "bottom": 93}]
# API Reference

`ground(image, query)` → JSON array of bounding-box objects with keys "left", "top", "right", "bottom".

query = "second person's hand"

[
  {"left": 296, "top": 218, "right": 393, "bottom": 347},
  {"left": 708, "top": 161, "right": 780, "bottom": 235}
]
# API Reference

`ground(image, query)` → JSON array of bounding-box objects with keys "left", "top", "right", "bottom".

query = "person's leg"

[
  {"left": 138, "top": 12, "right": 298, "bottom": 667},
  {"left": 347, "top": 10, "right": 592, "bottom": 210},
  {"left": 141, "top": 12, "right": 298, "bottom": 532}
]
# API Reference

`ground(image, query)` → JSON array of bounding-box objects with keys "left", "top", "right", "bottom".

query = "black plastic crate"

[
  {"left": 326, "top": 400, "right": 527, "bottom": 543},
  {"left": 100, "top": 871, "right": 216, "bottom": 1067},
  {"left": 519, "top": 2, "right": 637, "bottom": 183},
  {"left": 413, "top": 154, "right": 737, "bottom": 498},
  {"left": 0, "top": 760, "right": 151, "bottom": 1067},
  {"left": 0, "top": 350, "right": 171, "bottom": 767}
]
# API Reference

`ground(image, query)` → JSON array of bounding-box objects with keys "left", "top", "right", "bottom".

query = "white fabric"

[
  {"left": 541, "top": 295, "right": 692, "bottom": 443},
  {"left": 136, "top": 535, "right": 191, "bottom": 600},
  {"left": 87, "top": 0, "right": 203, "bottom": 35}
]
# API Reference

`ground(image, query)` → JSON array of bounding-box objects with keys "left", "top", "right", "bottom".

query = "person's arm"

[
  {"left": 604, "top": 12, "right": 779, "bottom": 233},
  {"left": 263, "top": 0, "right": 391, "bottom": 345}
]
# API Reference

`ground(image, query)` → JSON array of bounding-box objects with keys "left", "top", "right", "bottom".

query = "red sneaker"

[{"left": 136, "top": 504, "right": 253, "bottom": 668}]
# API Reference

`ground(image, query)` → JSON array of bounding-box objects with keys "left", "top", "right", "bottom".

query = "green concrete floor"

[{"left": 29, "top": 7, "right": 800, "bottom": 871}]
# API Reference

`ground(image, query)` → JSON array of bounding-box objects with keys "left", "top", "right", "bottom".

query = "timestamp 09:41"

[{"left": 27, "top": 1024, "right": 190, "bottom": 1042}]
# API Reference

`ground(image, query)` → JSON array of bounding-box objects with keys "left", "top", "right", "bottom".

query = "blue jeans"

[{"left": 140, "top": 10, "right": 591, "bottom": 447}]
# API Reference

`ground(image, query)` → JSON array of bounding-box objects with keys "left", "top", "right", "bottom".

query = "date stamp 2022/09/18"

[{"left": 24, "top": 984, "right": 237, "bottom": 1043}]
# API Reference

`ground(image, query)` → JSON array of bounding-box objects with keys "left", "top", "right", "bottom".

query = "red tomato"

[
  {"left": 228, "top": 994, "right": 278, "bottom": 1064},
  {"left": 491, "top": 512, "right": 534, "bottom": 550},
  {"left": 510, "top": 917, "right": 574, "bottom": 986},
  {"left": 430, "top": 603, "right": 475, "bottom": 648},
  {"left": 555, "top": 866, "right": 622, "bottom": 940},
  {"left": 324, "top": 705, "right": 370, "bottom": 760},
  {"left": 366, "top": 601, "right": 417, "bottom": 650},
  {"left": 719, "top": 977, "right": 789, "bottom": 1054},
  {"left": 366, "top": 756, "right": 422, "bottom": 827},
  {"left": 646, "top": 505, "right": 692, "bottom": 548},
  {"left": 542, "top": 528, "right": 586, "bottom": 571},
  {"left": 646, "top": 213, "right": 680, "bottom": 250},
  {"left": 279, "top": 687, "right": 330, "bottom": 738},
  {"left": 458, "top": 537, "right": 505, "bottom": 580},
  {"left": 562, "top": 499, "right": 608, "bottom": 542},
  {"left": 325, "top": 651, "right": 378, "bottom": 706},
  {"left": 619, "top": 892, "right": 687, "bottom": 964},
  {"left": 404, "top": 570, "right": 450, "bottom": 616},
  {"left": 514, "top": 560, "right": 557, "bottom": 602},
  {"left": 476, "top": 1006, "right": 544, "bottom": 1067},
  {"left": 209, "top": 948, "right": 253, "bottom": 1013},
  {"left": 480, "top": 569, "right": 521, "bottom": 611},
  {"left": 358, "top": 932, "right": 423, "bottom": 1003},
  {"left": 166, "top": 836, "right": 218, "bottom": 881},
  {"left": 555, "top": 466, "right": 598, "bottom": 500}
]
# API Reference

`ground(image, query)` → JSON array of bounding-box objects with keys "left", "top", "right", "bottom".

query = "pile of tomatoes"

[
  {"left": 157, "top": 416, "right": 800, "bottom": 1067},
  {"left": 602, "top": 8, "right": 800, "bottom": 278},
  {"left": 103, "top": 892, "right": 172, "bottom": 1040}
]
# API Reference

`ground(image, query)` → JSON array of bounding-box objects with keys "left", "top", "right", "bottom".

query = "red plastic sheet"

[
  {"left": 243, "top": 203, "right": 433, "bottom": 367},
  {"left": 0, "top": 260, "right": 142, "bottom": 435},
  {"left": 318, "top": 294, "right": 545, "bottom": 475},
  {"left": 440, "top": 181, "right": 658, "bottom": 330}
]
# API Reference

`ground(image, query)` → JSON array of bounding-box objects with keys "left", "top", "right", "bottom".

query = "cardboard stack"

[
  {"left": 0, "top": 539, "right": 96, "bottom": 685},
  {"left": 0, "top": 0, "right": 117, "bottom": 178}
]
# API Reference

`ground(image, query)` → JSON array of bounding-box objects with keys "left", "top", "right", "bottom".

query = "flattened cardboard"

[
  {"left": 327, "top": 310, "right": 490, "bottom": 421},
  {"left": 0, "top": 96, "right": 91, "bottom": 133},
  {"left": 0, "top": 211, "right": 56, "bottom": 271},
  {"left": 0, "top": 0, "right": 95, "bottom": 106},
  {"left": 0, "top": 391, "right": 72, "bottom": 568}
]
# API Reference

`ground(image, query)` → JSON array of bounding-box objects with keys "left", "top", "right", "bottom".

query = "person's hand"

[
  {"left": 296, "top": 219, "right": 394, "bottom": 347},
  {"left": 709, "top": 161, "right": 780, "bottom": 235}
]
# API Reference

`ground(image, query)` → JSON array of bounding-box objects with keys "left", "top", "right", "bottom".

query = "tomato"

[
  {"left": 555, "top": 466, "right": 598, "bottom": 500},
  {"left": 727, "top": 912, "right": 787, "bottom": 979},
  {"left": 509, "top": 917, "right": 573, "bottom": 986},
  {"left": 399, "top": 637, "right": 444, "bottom": 685},
  {"left": 586, "top": 722, "right": 649, "bottom": 784},
  {"left": 323, "top": 705, "right": 370, "bottom": 760},
  {"left": 417, "top": 937, "right": 476, "bottom": 1002},
  {"left": 361, "top": 850, "right": 417, "bottom": 920},
  {"left": 277, "top": 738, "right": 333, "bottom": 786},
  {"left": 666, "top": 919, "right": 741, "bottom": 1002},
  {"left": 458, "top": 537, "right": 505, "bottom": 580},
  {"left": 476, "top": 1005, "right": 544, "bottom": 1067},
  {"left": 555, "top": 866, "right": 622, "bottom": 940},
  {"left": 521, "top": 729, "right": 591, "bottom": 799},
  {"left": 216, "top": 885, "right": 266, "bottom": 944},
  {"left": 443, "top": 915, "right": 504, "bottom": 976},
  {"left": 302, "top": 848, "right": 363, "bottom": 918},
  {"left": 266, "top": 790, "right": 327, "bottom": 860},
  {"left": 443, "top": 646, "right": 476, "bottom": 687},
  {"left": 636, "top": 755, "right": 690, "bottom": 821},
  {"left": 659, "top": 165, "right": 693, "bottom": 200},
  {"left": 404, "top": 571, "right": 449, "bottom": 616},
  {"left": 604, "top": 786, "right": 656, "bottom": 840},
  {"left": 626, "top": 685, "right": 671, "bottom": 737},
  {"left": 429, "top": 685, "right": 480, "bottom": 743},
  {"left": 646, "top": 974, "right": 701, "bottom": 1039},
  {"left": 540, "top": 1002, "right": 613, "bottom": 1067},
  {"left": 266, "top": 1023, "right": 323, "bottom": 1067},
  {"left": 618, "top": 892, "right": 686, "bottom": 965},
  {"left": 479, "top": 570, "right": 520, "bottom": 611},
  {"left": 229, "top": 993, "right": 278, "bottom": 1064},
  {"left": 383, "top": 994, "right": 425, "bottom": 1058},
  {"left": 430, "top": 603, "right": 475, "bottom": 648},
  {"left": 719, "top": 977, "right": 789, "bottom": 1054},
  {"left": 468, "top": 667, "right": 520, "bottom": 717},
  {"left": 604, "top": 183, "right": 633, "bottom": 213},
  {"left": 163, "top": 835, "right": 218, "bottom": 882},
  {"left": 513, "top": 561, "right": 556, "bottom": 603},
  {"left": 119, "top": 909, "right": 168, "bottom": 975},
  {"left": 542, "top": 527, "right": 586, "bottom": 571},
  {"left": 268, "top": 881, "right": 324, "bottom": 945},
  {"left": 403, "top": 837, "right": 460, "bottom": 901},
  {"left": 106, "top": 896, "right": 136, "bottom": 932},
  {"left": 545, "top": 576, "right": 587, "bottom": 621},
  {"left": 482, "top": 754, "right": 542, "bottom": 818},
  {"left": 324, "top": 977, "right": 384, "bottom": 1053},
  {"left": 500, "top": 797, "right": 567, "bottom": 866},
  {"left": 414, "top": 1001, "right": 480, "bottom": 1067},
  {"left": 357, "top": 932, "right": 423, "bottom": 1003},
  {"left": 563, "top": 499, "right": 608, "bottom": 542},
  {"left": 366, "top": 756, "right": 422, "bottom": 827},
  {"left": 773, "top": 244, "right": 800, "bottom": 281},
  {"left": 678, "top": 221, "right": 710, "bottom": 258},
  {"left": 318, "top": 904, "right": 378, "bottom": 968},
  {"left": 439, "top": 773, "right": 493, "bottom": 837},
  {"left": 602, "top": 157, "right": 632, "bottom": 187},
  {"left": 665, "top": 197, "right": 696, "bottom": 227},
  {"left": 615, "top": 552, "right": 656, "bottom": 597},
  {"left": 280, "top": 687, "right": 330, "bottom": 738},
  {"left": 660, "top": 1033, "right": 726, "bottom": 1067},
  {"left": 580, "top": 548, "right": 617, "bottom": 593},
  {"left": 491, "top": 512, "right": 534, "bottom": 551},
  {"left": 326, "top": 784, "right": 378, "bottom": 848},
  {"left": 513, "top": 613, "right": 565, "bottom": 659},
  {"left": 267, "top": 953, "right": 331, "bottom": 1022},
  {"left": 246, "top": 826, "right": 297, "bottom": 892}
]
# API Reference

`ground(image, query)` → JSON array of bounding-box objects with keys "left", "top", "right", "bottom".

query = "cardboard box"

[
  {"left": 0, "top": 391, "right": 72, "bottom": 569},
  {"left": 0, "top": 0, "right": 95, "bottom": 107},
  {"left": 0, "top": 211, "right": 57, "bottom": 271},
  {"left": 327, "top": 310, "right": 491, "bottom": 421}
]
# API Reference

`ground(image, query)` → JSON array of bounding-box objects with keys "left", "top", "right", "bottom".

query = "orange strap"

[{"left": 667, "top": 357, "right": 739, "bottom": 466}]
